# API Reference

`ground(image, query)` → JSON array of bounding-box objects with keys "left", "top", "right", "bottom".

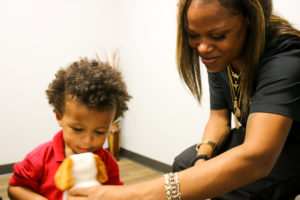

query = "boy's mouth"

[{"left": 78, "top": 147, "right": 90, "bottom": 153}]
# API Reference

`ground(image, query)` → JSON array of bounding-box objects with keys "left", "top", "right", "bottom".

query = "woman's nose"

[{"left": 197, "top": 41, "right": 213, "bottom": 55}]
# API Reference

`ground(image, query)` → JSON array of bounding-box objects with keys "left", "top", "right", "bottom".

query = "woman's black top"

[{"left": 208, "top": 34, "right": 300, "bottom": 199}]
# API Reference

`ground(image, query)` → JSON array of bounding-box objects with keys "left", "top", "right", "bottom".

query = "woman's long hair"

[{"left": 176, "top": 0, "right": 300, "bottom": 120}]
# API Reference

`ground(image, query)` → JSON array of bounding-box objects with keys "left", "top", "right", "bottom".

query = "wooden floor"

[
  {"left": 118, "top": 157, "right": 163, "bottom": 185},
  {"left": 0, "top": 174, "right": 10, "bottom": 200},
  {"left": 0, "top": 157, "right": 163, "bottom": 200}
]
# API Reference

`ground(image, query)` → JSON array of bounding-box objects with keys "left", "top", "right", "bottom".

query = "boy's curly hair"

[{"left": 46, "top": 58, "right": 131, "bottom": 120}]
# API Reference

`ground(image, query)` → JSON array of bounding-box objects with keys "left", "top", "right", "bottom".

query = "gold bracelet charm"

[{"left": 164, "top": 173, "right": 181, "bottom": 200}]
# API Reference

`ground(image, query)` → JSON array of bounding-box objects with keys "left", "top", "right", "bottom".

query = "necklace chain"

[{"left": 227, "top": 65, "right": 242, "bottom": 129}]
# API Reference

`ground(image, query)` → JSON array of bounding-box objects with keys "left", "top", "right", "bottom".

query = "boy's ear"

[
  {"left": 55, "top": 111, "right": 62, "bottom": 127},
  {"left": 55, "top": 158, "right": 74, "bottom": 191}
]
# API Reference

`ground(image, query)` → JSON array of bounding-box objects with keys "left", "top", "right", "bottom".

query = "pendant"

[
  {"left": 233, "top": 99, "right": 241, "bottom": 128},
  {"left": 234, "top": 115, "right": 240, "bottom": 129},
  {"left": 233, "top": 99, "right": 238, "bottom": 108},
  {"left": 233, "top": 83, "right": 239, "bottom": 90},
  {"left": 233, "top": 99, "right": 241, "bottom": 118},
  {"left": 232, "top": 72, "right": 239, "bottom": 79},
  {"left": 235, "top": 108, "right": 241, "bottom": 118}
]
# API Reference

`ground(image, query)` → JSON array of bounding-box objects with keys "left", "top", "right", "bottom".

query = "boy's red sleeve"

[{"left": 9, "top": 153, "right": 42, "bottom": 192}]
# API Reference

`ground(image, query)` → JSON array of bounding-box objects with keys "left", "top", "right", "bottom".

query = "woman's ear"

[
  {"left": 55, "top": 111, "right": 63, "bottom": 127},
  {"left": 54, "top": 158, "right": 74, "bottom": 191}
]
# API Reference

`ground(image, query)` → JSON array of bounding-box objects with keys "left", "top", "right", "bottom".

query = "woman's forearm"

[
  {"left": 197, "top": 109, "right": 231, "bottom": 158},
  {"left": 179, "top": 145, "right": 268, "bottom": 200},
  {"left": 126, "top": 177, "right": 166, "bottom": 200},
  {"left": 127, "top": 145, "right": 266, "bottom": 200}
]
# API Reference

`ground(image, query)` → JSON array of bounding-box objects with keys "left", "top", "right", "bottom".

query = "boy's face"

[{"left": 55, "top": 97, "right": 116, "bottom": 157}]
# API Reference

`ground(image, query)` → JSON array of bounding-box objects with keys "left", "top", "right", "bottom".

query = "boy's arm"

[{"left": 8, "top": 185, "right": 48, "bottom": 200}]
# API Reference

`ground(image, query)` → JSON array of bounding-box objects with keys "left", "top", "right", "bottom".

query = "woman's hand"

[{"left": 67, "top": 185, "right": 129, "bottom": 200}]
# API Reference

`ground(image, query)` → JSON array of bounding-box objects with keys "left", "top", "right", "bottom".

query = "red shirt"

[{"left": 9, "top": 130, "right": 123, "bottom": 200}]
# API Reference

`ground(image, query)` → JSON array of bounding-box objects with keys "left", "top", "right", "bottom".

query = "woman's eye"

[
  {"left": 187, "top": 33, "right": 198, "bottom": 39},
  {"left": 211, "top": 34, "right": 226, "bottom": 40}
]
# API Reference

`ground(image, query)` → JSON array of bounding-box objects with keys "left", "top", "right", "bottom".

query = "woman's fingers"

[
  {"left": 67, "top": 196, "right": 87, "bottom": 200},
  {"left": 69, "top": 187, "right": 90, "bottom": 197},
  {"left": 68, "top": 185, "right": 128, "bottom": 200}
]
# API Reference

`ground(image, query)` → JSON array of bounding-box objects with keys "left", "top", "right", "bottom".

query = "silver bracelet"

[{"left": 164, "top": 172, "right": 181, "bottom": 200}]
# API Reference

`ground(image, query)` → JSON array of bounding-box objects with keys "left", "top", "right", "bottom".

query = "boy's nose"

[{"left": 81, "top": 133, "right": 93, "bottom": 145}]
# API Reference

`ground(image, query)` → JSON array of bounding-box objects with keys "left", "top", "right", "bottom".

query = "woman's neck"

[{"left": 231, "top": 60, "right": 242, "bottom": 74}]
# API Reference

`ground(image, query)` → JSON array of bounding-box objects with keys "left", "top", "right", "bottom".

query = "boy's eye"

[
  {"left": 211, "top": 34, "right": 226, "bottom": 40},
  {"left": 72, "top": 127, "right": 83, "bottom": 132},
  {"left": 95, "top": 131, "right": 106, "bottom": 135}
]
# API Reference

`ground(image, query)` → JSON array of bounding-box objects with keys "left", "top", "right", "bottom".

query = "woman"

[{"left": 68, "top": 0, "right": 300, "bottom": 199}]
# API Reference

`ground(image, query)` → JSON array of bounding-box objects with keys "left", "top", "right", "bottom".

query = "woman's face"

[{"left": 186, "top": 0, "right": 248, "bottom": 72}]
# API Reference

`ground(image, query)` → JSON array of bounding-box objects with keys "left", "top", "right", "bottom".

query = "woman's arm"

[
  {"left": 68, "top": 112, "right": 292, "bottom": 200},
  {"left": 196, "top": 109, "right": 231, "bottom": 159},
  {"left": 7, "top": 185, "right": 47, "bottom": 200},
  {"left": 178, "top": 112, "right": 292, "bottom": 199}
]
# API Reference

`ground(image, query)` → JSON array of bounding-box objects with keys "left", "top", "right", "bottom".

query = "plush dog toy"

[{"left": 55, "top": 152, "right": 108, "bottom": 200}]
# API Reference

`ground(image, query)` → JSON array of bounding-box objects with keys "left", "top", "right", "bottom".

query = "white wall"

[
  {"left": 115, "top": 0, "right": 210, "bottom": 165},
  {"left": 273, "top": 0, "right": 300, "bottom": 29},
  {"left": 0, "top": 0, "right": 118, "bottom": 165},
  {"left": 1, "top": 0, "right": 300, "bottom": 166}
]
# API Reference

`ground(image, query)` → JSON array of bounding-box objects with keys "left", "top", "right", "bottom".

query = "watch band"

[{"left": 190, "top": 154, "right": 209, "bottom": 166}]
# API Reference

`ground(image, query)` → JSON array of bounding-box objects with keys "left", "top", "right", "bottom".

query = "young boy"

[{"left": 8, "top": 58, "right": 131, "bottom": 200}]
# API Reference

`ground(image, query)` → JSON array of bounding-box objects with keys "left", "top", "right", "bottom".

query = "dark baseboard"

[
  {"left": 0, "top": 163, "right": 14, "bottom": 175},
  {"left": 120, "top": 148, "right": 172, "bottom": 173}
]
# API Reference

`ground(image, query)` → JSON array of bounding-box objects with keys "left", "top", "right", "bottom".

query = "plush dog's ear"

[
  {"left": 94, "top": 154, "right": 108, "bottom": 183},
  {"left": 55, "top": 157, "right": 74, "bottom": 191}
]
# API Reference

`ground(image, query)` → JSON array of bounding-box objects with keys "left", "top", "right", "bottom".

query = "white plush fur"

[{"left": 63, "top": 152, "right": 101, "bottom": 200}]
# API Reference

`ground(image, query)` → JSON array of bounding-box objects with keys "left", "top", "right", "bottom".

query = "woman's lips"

[{"left": 201, "top": 57, "right": 220, "bottom": 65}]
